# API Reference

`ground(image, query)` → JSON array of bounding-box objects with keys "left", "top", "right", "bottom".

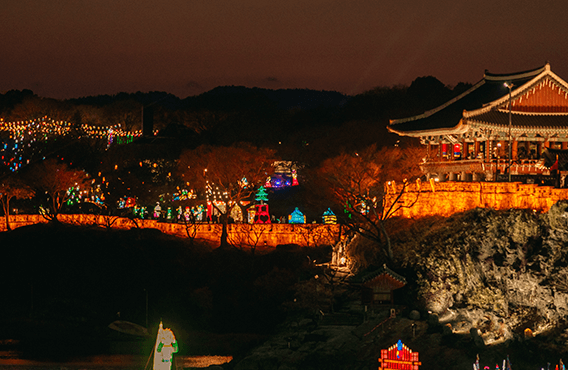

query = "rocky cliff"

[
  {"left": 403, "top": 201, "right": 568, "bottom": 351},
  {"left": 231, "top": 202, "right": 568, "bottom": 369}
]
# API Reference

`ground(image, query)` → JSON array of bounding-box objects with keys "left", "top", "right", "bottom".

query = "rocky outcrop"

[
  {"left": 230, "top": 202, "right": 568, "bottom": 369},
  {"left": 409, "top": 201, "right": 568, "bottom": 348}
]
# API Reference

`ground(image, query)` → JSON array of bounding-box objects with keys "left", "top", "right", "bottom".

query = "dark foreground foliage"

[{"left": 0, "top": 223, "right": 330, "bottom": 361}]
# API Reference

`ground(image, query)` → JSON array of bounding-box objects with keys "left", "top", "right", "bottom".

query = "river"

[{"left": 0, "top": 354, "right": 233, "bottom": 369}]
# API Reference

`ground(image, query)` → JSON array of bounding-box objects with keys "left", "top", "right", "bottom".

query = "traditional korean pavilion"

[
  {"left": 388, "top": 63, "right": 568, "bottom": 182},
  {"left": 355, "top": 264, "right": 407, "bottom": 305}
]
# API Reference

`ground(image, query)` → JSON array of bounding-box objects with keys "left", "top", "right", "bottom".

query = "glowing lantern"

[
  {"left": 379, "top": 340, "right": 421, "bottom": 370},
  {"left": 153, "top": 321, "right": 178, "bottom": 370},
  {"left": 291, "top": 169, "right": 299, "bottom": 186},
  {"left": 322, "top": 208, "right": 337, "bottom": 224},
  {"left": 248, "top": 205, "right": 256, "bottom": 224},
  {"left": 289, "top": 207, "right": 305, "bottom": 224},
  {"left": 255, "top": 204, "right": 271, "bottom": 224}
]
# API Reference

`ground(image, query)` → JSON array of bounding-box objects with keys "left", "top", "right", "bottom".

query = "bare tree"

[
  {"left": 178, "top": 143, "right": 276, "bottom": 249},
  {"left": 26, "top": 159, "right": 88, "bottom": 222},
  {"left": 315, "top": 144, "right": 426, "bottom": 260},
  {"left": 229, "top": 224, "right": 268, "bottom": 254},
  {"left": 0, "top": 173, "right": 35, "bottom": 231}
]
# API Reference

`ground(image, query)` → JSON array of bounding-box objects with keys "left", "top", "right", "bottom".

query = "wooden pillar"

[
  {"left": 512, "top": 140, "right": 518, "bottom": 161},
  {"left": 562, "top": 141, "right": 568, "bottom": 150},
  {"left": 475, "top": 140, "right": 480, "bottom": 158}
]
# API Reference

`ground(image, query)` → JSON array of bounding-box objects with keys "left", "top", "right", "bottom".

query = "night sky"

[{"left": 4, "top": 0, "right": 568, "bottom": 99}]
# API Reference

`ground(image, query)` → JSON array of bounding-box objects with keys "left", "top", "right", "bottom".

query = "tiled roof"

[
  {"left": 388, "top": 64, "right": 547, "bottom": 134},
  {"left": 356, "top": 264, "right": 407, "bottom": 285},
  {"left": 468, "top": 110, "right": 568, "bottom": 130}
]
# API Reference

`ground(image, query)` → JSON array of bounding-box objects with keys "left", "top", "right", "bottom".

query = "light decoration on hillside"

[
  {"left": 248, "top": 205, "right": 256, "bottom": 224},
  {"left": 265, "top": 161, "right": 299, "bottom": 188},
  {"left": 117, "top": 197, "right": 136, "bottom": 209},
  {"left": 0, "top": 116, "right": 156, "bottom": 171},
  {"left": 65, "top": 186, "right": 83, "bottom": 206},
  {"left": 205, "top": 180, "right": 229, "bottom": 221},
  {"left": 253, "top": 186, "right": 271, "bottom": 223},
  {"left": 191, "top": 204, "right": 205, "bottom": 221},
  {"left": 153, "top": 321, "right": 178, "bottom": 370},
  {"left": 378, "top": 340, "right": 421, "bottom": 370},
  {"left": 322, "top": 208, "right": 337, "bottom": 224},
  {"left": 172, "top": 188, "right": 195, "bottom": 202},
  {"left": 289, "top": 207, "right": 306, "bottom": 224},
  {"left": 292, "top": 169, "right": 299, "bottom": 186},
  {"left": 154, "top": 202, "right": 162, "bottom": 218},
  {"left": 255, "top": 186, "right": 269, "bottom": 204}
]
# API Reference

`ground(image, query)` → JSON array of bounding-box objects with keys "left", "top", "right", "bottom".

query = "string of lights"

[{"left": 0, "top": 116, "right": 157, "bottom": 171}]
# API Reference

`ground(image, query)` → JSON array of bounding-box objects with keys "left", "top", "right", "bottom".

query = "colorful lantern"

[
  {"left": 254, "top": 204, "right": 271, "bottom": 223},
  {"left": 153, "top": 321, "right": 178, "bottom": 370},
  {"left": 322, "top": 208, "right": 337, "bottom": 224},
  {"left": 289, "top": 207, "right": 305, "bottom": 224},
  {"left": 379, "top": 340, "right": 421, "bottom": 370}
]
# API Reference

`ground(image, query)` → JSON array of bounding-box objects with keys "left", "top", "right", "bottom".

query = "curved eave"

[
  {"left": 389, "top": 80, "right": 486, "bottom": 126},
  {"left": 483, "top": 64, "right": 548, "bottom": 82},
  {"left": 387, "top": 120, "right": 468, "bottom": 137},
  {"left": 465, "top": 63, "right": 568, "bottom": 118},
  {"left": 467, "top": 111, "right": 568, "bottom": 133}
]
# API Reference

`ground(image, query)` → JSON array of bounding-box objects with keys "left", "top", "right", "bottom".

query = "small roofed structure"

[{"left": 356, "top": 264, "right": 407, "bottom": 305}]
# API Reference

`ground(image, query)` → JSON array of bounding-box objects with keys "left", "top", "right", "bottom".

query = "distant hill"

[{"left": 186, "top": 86, "right": 348, "bottom": 111}]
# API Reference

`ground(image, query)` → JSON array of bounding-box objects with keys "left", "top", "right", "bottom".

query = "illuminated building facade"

[{"left": 388, "top": 63, "right": 568, "bottom": 183}]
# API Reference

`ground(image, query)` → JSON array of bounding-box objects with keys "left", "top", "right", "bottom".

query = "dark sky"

[{"left": 4, "top": 0, "right": 568, "bottom": 99}]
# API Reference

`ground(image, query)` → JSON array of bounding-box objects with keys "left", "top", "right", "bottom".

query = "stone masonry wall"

[
  {"left": 0, "top": 214, "right": 341, "bottom": 248},
  {"left": 386, "top": 180, "right": 568, "bottom": 218}
]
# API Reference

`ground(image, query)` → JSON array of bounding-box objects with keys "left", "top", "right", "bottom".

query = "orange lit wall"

[
  {"left": 385, "top": 181, "right": 568, "bottom": 218},
  {"left": 0, "top": 214, "right": 341, "bottom": 248}
]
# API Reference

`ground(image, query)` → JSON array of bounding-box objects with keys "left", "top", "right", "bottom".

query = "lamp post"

[{"left": 504, "top": 82, "right": 514, "bottom": 182}]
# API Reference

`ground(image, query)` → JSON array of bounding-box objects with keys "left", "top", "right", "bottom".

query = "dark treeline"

[{"left": 0, "top": 77, "right": 472, "bottom": 167}]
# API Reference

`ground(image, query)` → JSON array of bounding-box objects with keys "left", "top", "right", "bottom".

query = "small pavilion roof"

[
  {"left": 387, "top": 64, "right": 550, "bottom": 136},
  {"left": 352, "top": 264, "right": 407, "bottom": 287}
]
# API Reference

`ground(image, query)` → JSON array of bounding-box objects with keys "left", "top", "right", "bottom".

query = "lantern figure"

[
  {"left": 378, "top": 340, "right": 421, "bottom": 370},
  {"left": 254, "top": 204, "right": 271, "bottom": 223},
  {"left": 248, "top": 205, "right": 256, "bottom": 224},
  {"left": 153, "top": 321, "right": 178, "bottom": 370},
  {"left": 289, "top": 207, "right": 306, "bottom": 224},
  {"left": 322, "top": 208, "right": 337, "bottom": 224}
]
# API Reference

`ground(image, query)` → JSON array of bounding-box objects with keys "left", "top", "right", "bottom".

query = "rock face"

[
  {"left": 230, "top": 202, "right": 568, "bottom": 369},
  {"left": 409, "top": 201, "right": 568, "bottom": 348}
]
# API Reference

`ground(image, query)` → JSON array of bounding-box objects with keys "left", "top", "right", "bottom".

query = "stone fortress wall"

[
  {"left": 4, "top": 181, "right": 567, "bottom": 246},
  {"left": 0, "top": 214, "right": 342, "bottom": 248},
  {"left": 386, "top": 180, "right": 568, "bottom": 218}
]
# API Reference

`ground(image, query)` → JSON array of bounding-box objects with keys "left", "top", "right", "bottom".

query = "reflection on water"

[{"left": 0, "top": 354, "right": 233, "bottom": 369}]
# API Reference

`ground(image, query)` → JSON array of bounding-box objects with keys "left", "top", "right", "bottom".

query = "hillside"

[
  {"left": 231, "top": 203, "right": 568, "bottom": 369},
  {"left": 4, "top": 202, "right": 568, "bottom": 368},
  {"left": 0, "top": 222, "right": 330, "bottom": 361}
]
